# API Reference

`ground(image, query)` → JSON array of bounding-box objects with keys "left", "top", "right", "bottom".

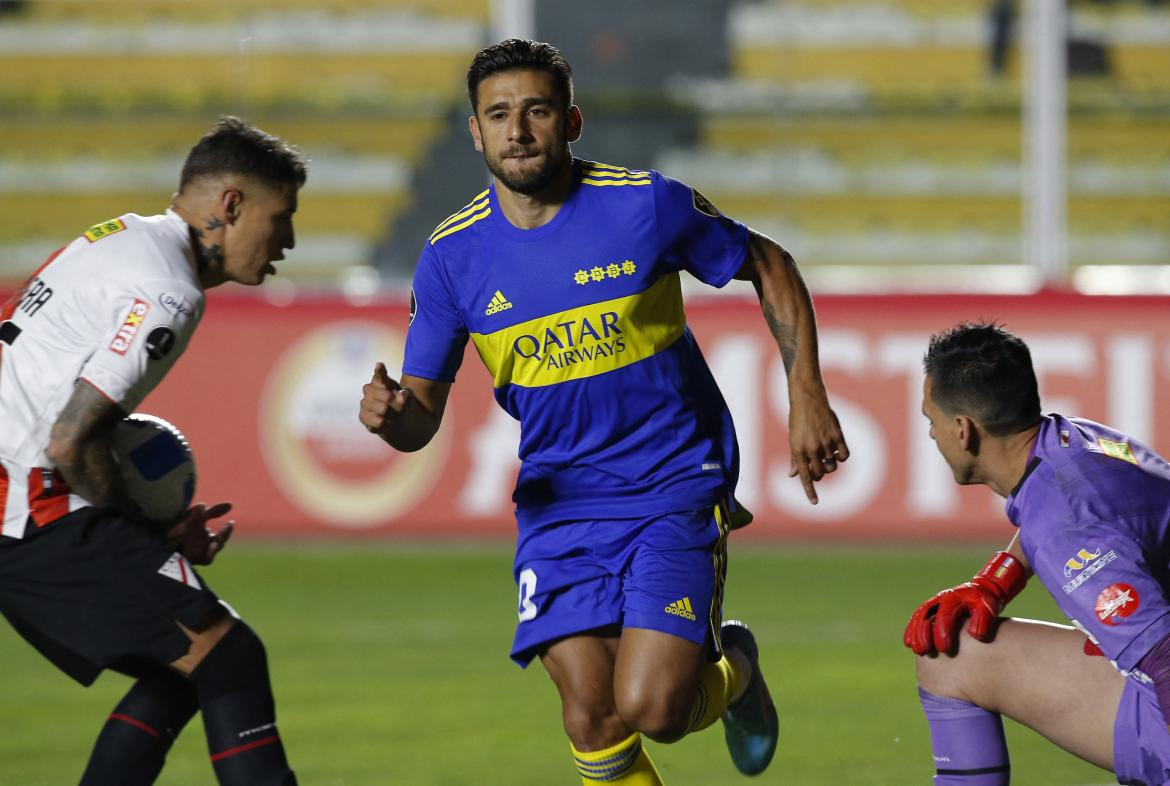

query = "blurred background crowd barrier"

[
  {"left": 3, "top": 0, "right": 1168, "bottom": 538},
  {"left": 148, "top": 291, "right": 1170, "bottom": 540}
]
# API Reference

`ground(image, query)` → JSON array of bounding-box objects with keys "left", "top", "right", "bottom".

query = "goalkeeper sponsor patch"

[
  {"left": 1096, "top": 583, "right": 1139, "bottom": 626},
  {"left": 1062, "top": 549, "right": 1117, "bottom": 594}
]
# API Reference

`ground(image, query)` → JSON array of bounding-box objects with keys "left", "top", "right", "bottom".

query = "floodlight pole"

[
  {"left": 1023, "top": 0, "right": 1068, "bottom": 285},
  {"left": 492, "top": 0, "right": 536, "bottom": 42}
]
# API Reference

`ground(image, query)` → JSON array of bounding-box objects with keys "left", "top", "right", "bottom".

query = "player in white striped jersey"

[
  {"left": 0, "top": 211, "right": 204, "bottom": 537},
  {"left": 0, "top": 117, "right": 304, "bottom": 786}
]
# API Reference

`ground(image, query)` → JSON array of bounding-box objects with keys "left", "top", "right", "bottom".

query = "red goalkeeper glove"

[{"left": 903, "top": 551, "right": 1028, "bottom": 656}]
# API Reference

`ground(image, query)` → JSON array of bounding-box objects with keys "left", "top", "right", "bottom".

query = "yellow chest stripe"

[{"left": 470, "top": 273, "right": 684, "bottom": 389}]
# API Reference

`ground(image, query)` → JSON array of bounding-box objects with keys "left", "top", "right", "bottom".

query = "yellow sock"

[
  {"left": 685, "top": 654, "right": 745, "bottom": 734},
  {"left": 572, "top": 731, "right": 664, "bottom": 785}
]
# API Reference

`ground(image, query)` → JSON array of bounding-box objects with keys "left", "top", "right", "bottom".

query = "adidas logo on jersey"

[
  {"left": 485, "top": 290, "right": 513, "bottom": 315},
  {"left": 665, "top": 597, "right": 697, "bottom": 621}
]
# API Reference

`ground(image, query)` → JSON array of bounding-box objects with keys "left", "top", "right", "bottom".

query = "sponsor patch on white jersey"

[
  {"left": 157, "top": 291, "right": 193, "bottom": 319},
  {"left": 109, "top": 299, "right": 150, "bottom": 355}
]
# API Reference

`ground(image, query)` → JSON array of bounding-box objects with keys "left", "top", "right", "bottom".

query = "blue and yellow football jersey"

[{"left": 403, "top": 160, "right": 749, "bottom": 528}]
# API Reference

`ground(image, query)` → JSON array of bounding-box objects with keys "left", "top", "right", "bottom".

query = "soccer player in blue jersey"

[
  {"left": 905, "top": 322, "right": 1170, "bottom": 785},
  {"left": 359, "top": 39, "right": 848, "bottom": 783}
]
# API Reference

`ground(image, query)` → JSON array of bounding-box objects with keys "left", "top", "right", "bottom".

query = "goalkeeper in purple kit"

[{"left": 905, "top": 322, "right": 1170, "bottom": 785}]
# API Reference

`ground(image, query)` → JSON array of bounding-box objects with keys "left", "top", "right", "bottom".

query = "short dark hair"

[
  {"left": 466, "top": 38, "right": 574, "bottom": 113},
  {"left": 923, "top": 322, "right": 1042, "bottom": 437},
  {"left": 179, "top": 116, "right": 307, "bottom": 191}
]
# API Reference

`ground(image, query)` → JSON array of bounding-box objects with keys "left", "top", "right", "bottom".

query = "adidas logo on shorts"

[{"left": 665, "top": 596, "right": 697, "bottom": 621}]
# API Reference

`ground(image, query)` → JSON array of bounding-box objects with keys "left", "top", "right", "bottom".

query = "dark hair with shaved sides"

[
  {"left": 179, "top": 116, "right": 307, "bottom": 191},
  {"left": 923, "top": 322, "right": 1042, "bottom": 437},
  {"left": 466, "top": 38, "right": 574, "bottom": 113}
]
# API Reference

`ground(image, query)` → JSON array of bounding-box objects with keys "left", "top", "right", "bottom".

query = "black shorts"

[{"left": 0, "top": 507, "right": 223, "bottom": 686}]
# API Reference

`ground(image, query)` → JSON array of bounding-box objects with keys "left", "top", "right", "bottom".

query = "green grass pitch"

[{"left": 0, "top": 543, "right": 1112, "bottom": 785}]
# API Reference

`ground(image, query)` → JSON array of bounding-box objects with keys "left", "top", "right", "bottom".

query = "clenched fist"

[{"left": 359, "top": 362, "right": 414, "bottom": 437}]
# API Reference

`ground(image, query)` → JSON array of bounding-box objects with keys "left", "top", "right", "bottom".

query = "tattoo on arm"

[
  {"left": 48, "top": 381, "right": 131, "bottom": 511},
  {"left": 762, "top": 301, "right": 798, "bottom": 373},
  {"left": 748, "top": 233, "right": 804, "bottom": 374}
]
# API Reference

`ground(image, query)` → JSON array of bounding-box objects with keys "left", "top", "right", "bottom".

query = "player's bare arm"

[
  {"left": 46, "top": 380, "right": 235, "bottom": 562},
  {"left": 735, "top": 229, "right": 849, "bottom": 503},
  {"left": 360, "top": 363, "right": 452, "bottom": 452},
  {"left": 45, "top": 378, "right": 134, "bottom": 512}
]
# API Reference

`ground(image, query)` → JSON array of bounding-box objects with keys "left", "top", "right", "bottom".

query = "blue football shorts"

[
  {"left": 1114, "top": 678, "right": 1170, "bottom": 785},
  {"left": 509, "top": 502, "right": 731, "bottom": 667}
]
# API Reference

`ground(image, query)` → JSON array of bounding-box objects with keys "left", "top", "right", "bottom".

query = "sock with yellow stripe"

[
  {"left": 572, "top": 731, "right": 664, "bottom": 785},
  {"left": 684, "top": 654, "right": 745, "bottom": 735}
]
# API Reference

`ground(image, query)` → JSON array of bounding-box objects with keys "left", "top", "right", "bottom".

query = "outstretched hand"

[
  {"left": 359, "top": 362, "right": 414, "bottom": 437},
  {"left": 787, "top": 396, "right": 849, "bottom": 504},
  {"left": 165, "top": 502, "right": 234, "bottom": 565}
]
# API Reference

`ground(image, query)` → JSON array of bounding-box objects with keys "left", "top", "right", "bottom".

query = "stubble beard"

[{"left": 485, "top": 143, "right": 571, "bottom": 196}]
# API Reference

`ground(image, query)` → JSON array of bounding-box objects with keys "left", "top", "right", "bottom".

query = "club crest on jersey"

[
  {"left": 109, "top": 299, "right": 150, "bottom": 355},
  {"left": 1097, "top": 438, "right": 1138, "bottom": 465},
  {"left": 1096, "top": 583, "right": 1139, "bottom": 626},
  {"left": 84, "top": 218, "right": 127, "bottom": 243}
]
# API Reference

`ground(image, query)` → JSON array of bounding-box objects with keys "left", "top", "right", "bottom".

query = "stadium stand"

[
  {"left": 0, "top": 0, "right": 488, "bottom": 287},
  {"left": 659, "top": 0, "right": 1170, "bottom": 285},
  {"left": 4, "top": 0, "right": 1165, "bottom": 290}
]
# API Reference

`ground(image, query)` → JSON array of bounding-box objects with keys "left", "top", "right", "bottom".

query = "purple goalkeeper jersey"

[{"left": 1006, "top": 414, "right": 1170, "bottom": 675}]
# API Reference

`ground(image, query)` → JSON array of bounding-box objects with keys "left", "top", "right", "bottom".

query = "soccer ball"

[{"left": 111, "top": 414, "right": 197, "bottom": 524}]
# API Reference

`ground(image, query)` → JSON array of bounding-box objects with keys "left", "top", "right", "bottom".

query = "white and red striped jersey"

[{"left": 0, "top": 210, "right": 204, "bottom": 538}]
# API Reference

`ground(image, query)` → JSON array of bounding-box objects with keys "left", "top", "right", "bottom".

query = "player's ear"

[
  {"left": 469, "top": 115, "right": 484, "bottom": 152},
  {"left": 566, "top": 105, "right": 583, "bottom": 143},
  {"left": 956, "top": 414, "right": 979, "bottom": 452},
  {"left": 220, "top": 187, "right": 244, "bottom": 224}
]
